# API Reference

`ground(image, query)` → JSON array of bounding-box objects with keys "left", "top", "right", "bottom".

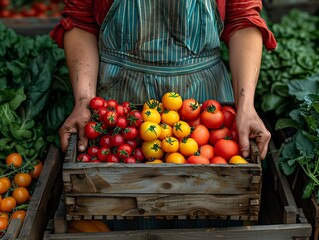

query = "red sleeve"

[
  {"left": 220, "top": 0, "right": 277, "bottom": 51},
  {"left": 50, "top": 0, "right": 113, "bottom": 48}
]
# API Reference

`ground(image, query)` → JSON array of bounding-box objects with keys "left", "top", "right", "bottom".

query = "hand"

[
  {"left": 59, "top": 102, "right": 92, "bottom": 153},
  {"left": 235, "top": 107, "right": 271, "bottom": 160}
]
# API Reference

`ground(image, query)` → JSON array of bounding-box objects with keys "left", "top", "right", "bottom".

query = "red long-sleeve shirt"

[{"left": 50, "top": 0, "right": 277, "bottom": 50}]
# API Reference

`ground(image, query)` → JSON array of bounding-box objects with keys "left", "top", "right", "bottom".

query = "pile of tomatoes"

[
  {"left": 78, "top": 92, "right": 249, "bottom": 165},
  {"left": 0, "top": 153, "right": 43, "bottom": 235}
]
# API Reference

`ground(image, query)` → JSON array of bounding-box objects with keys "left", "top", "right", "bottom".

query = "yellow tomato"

[
  {"left": 140, "top": 121, "right": 162, "bottom": 141},
  {"left": 179, "top": 137, "right": 198, "bottom": 157},
  {"left": 172, "top": 121, "right": 191, "bottom": 139},
  {"left": 165, "top": 152, "right": 186, "bottom": 164},
  {"left": 162, "top": 92, "right": 183, "bottom": 111},
  {"left": 142, "top": 139, "right": 164, "bottom": 160},
  {"left": 158, "top": 123, "right": 173, "bottom": 140},
  {"left": 161, "top": 136, "right": 180, "bottom": 153},
  {"left": 229, "top": 155, "right": 249, "bottom": 164},
  {"left": 146, "top": 159, "right": 164, "bottom": 164},
  {"left": 161, "top": 109, "right": 180, "bottom": 126},
  {"left": 143, "top": 99, "right": 164, "bottom": 113},
  {"left": 141, "top": 108, "right": 161, "bottom": 124}
]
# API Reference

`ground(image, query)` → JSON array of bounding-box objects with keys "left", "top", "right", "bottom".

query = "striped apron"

[{"left": 97, "top": 0, "right": 234, "bottom": 104}]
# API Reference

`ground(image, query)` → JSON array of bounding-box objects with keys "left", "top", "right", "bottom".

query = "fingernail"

[
  {"left": 242, "top": 150, "right": 249, "bottom": 158},
  {"left": 78, "top": 145, "right": 86, "bottom": 152}
]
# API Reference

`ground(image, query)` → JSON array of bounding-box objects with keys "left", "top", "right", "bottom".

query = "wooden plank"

[
  {"left": 2, "top": 218, "right": 23, "bottom": 240},
  {"left": 17, "top": 145, "right": 63, "bottom": 240},
  {"left": 64, "top": 194, "right": 260, "bottom": 218},
  {"left": 43, "top": 223, "right": 312, "bottom": 240}
]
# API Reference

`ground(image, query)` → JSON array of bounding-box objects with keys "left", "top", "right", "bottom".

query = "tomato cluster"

[
  {"left": 79, "top": 92, "right": 249, "bottom": 165},
  {"left": 0, "top": 153, "right": 43, "bottom": 235},
  {"left": 78, "top": 97, "right": 145, "bottom": 163}
]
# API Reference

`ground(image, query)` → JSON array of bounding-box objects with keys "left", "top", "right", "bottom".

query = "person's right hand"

[{"left": 59, "top": 101, "right": 92, "bottom": 153}]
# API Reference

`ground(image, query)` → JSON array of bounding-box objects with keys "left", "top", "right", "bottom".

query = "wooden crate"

[
  {"left": 61, "top": 134, "right": 262, "bottom": 221},
  {"left": 43, "top": 138, "right": 313, "bottom": 240},
  {"left": 2, "top": 145, "right": 63, "bottom": 240}
]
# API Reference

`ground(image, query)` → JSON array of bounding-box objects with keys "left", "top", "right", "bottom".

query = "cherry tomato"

[
  {"left": 103, "top": 111, "right": 118, "bottom": 127},
  {"left": 0, "top": 177, "right": 11, "bottom": 195},
  {"left": 106, "top": 99, "right": 118, "bottom": 110},
  {"left": 0, "top": 197, "right": 17, "bottom": 212},
  {"left": 116, "top": 144, "right": 133, "bottom": 158},
  {"left": 116, "top": 116, "right": 128, "bottom": 129},
  {"left": 87, "top": 146, "right": 100, "bottom": 158},
  {"left": 0, "top": 217, "right": 8, "bottom": 231},
  {"left": 199, "top": 144, "right": 214, "bottom": 160},
  {"left": 123, "top": 157, "right": 137, "bottom": 163},
  {"left": 106, "top": 154, "right": 120, "bottom": 163},
  {"left": 99, "top": 134, "right": 112, "bottom": 148},
  {"left": 179, "top": 98, "right": 201, "bottom": 121},
  {"left": 115, "top": 105, "right": 126, "bottom": 117},
  {"left": 127, "top": 110, "right": 143, "bottom": 127},
  {"left": 111, "top": 134, "right": 125, "bottom": 147},
  {"left": 122, "top": 126, "right": 139, "bottom": 140},
  {"left": 97, "top": 147, "right": 111, "bottom": 161},
  {"left": 125, "top": 139, "right": 138, "bottom": 149},
  {"left": 12, "top": 187, "right": 30, "bottom": 205},
  {"left": 29, "top": 160, "right": 43, "bottom": 179},
  {"left": 6, "top": 153, "right": 23, "bottom": 168},
  {"left": 10, "top": 210, "right": 26, "bottom": 221},
  {"left": 89, "top": 97, "right": 107, "bottom": 111},
  {"left": 132, "top": 148, "right": 144, "bottom": 162},
  {"left": 13, "top": 173, "right": 32, "bottom": 188},
  {"left": 84, "top": 121, "right": 103, "bottom": 139},
  {"left": 77, "top": 153, "right": 91, "bottom": 162}
]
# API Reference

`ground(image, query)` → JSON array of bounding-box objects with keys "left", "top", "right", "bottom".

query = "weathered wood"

[
  {"left": 17, "top": 145, "right": 63, "bottom": 240},
  {"left": 2, "top": 218, "right": 23, "bottom": 240},
  {"left": 43, "top": 223, "right": 312, "bottom": 240},
  {"left": 64, "top": 194, "right": 260, "bottom": 218}
]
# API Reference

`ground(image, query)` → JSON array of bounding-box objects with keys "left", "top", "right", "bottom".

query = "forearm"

[
  {"left": 63, "top": 27, "right": 99, "bottom": 107},
  {"left": 228, "top": 27, "right": 263, "bottom": 111}
]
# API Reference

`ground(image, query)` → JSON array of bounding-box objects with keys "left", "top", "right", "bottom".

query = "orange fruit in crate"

[
  {"left": 158, "top": 123, "right": 173, "bottom": 140},
  {"left": 162, "top": 92, "right": 183, "bottom": 110},
  {"left": 165, "top": 152, "right": 186, "bottom": 164},
  {"left": 172, "top": 121, "right": 191, "bottom": 139},
  {"left": 161, "top": 136, "right": 180, "bottom": 153},
  {"left": 143, "top": 99, "right": 164, "bottom": 113},
  {"left": 179, "top": 137, "right": 198, "bottom": 157},
  {"left": 161, "top": 109, "right": 180, "bottom": 126},
  {"left": 141, "top": 108, "right": 161, "bottom": 124},
  {"left": 140, "top": 121, "right": 162, "bottom": 141},
  {"left": 229, "top": 155, "right": 249, "bottom": 164}
]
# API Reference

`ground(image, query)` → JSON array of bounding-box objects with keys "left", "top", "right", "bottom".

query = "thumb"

[
  {"left": 77, "top": 125, "right": 88, "bottom": 153},
  {"left": 238, "top": 129, "right": 250, "bottom": 158}
]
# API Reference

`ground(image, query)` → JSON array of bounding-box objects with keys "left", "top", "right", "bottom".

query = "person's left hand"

[{"left": 235, "top": 107, "right": 271, "bottom": 160}]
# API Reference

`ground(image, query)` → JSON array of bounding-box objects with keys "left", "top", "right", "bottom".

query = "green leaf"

[
  {"left": 288, "top": 78, "right": 319, "bottom": 102},
  {"left": 275, "top": 118, "right": 299, "bottom": 131},
  {"left": 278, "top": 159, "right": 297, "bottom": 176},
  {"left": 295, "top": 131, "right": 315, "bottom": 158},
  {"left": 261, "top": 94, "right": 285, "bottom": 112},
  {"left": 302, "top": 181, "right": 315, "bottom": 199},
  {"left": 9, "top": 87, "right": 26, "bottom": 111}
]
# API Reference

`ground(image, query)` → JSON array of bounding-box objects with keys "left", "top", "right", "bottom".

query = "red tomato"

[
  {"left": 99, "top": 134, "right": 112, "bottom": 148},
  {"left": 84, "top": 121, "right": 103, "bottom": 139},
  {"left": 127, "top": 110, "right": 143, "bottom": 127},
  {"left": 190, "top": 124, "right": 210, "bottom": 146},
  {"left": 187, "top": 155, "right": 210, "bottom": 164},
  {"left": 214, "top": 139, "right": 240, "bottom": 161},
  {"left": 132, "top": 148, "right": 144, "bottom": 162},
  {"left": 122, "top": 101, "right": 132, "bottom": 112},
  {"left": 87, "top": 146, "right": 100, "bottom": 158},
  {"left": 201, "top": 99, "right": 222, "bottom": 112},
  {"left": 200, "top": 109, "right": 224, "bottom": 130},
  {"left": 209, "top": 127, "right": 232, "bottom": 146},
  {"left": 199, "top": 144, "right": 214, "bottom": 160},
  {"left": 97, "top": 147, "right": 111, "bottom": 161},
  {"left": 106, "top": 99, "right": 118, "bottom": 110},
  {"left": 103, "top": 111, "right": 118, "bottom": 127},
  {"left": 106, "top": 154, "right": 120, "bottom": 163},
  {"left": 222, "top": 109, "right": 236, "bottom": 129},
  {"left": 77, "top": 153, "right": 91, "bottom": 162},
  {"left": 210, "top": 156, "right": 228, "bottom": 164},
  {"left": 125, "top": 139, "right": 138, "bottom": 148},
  {"left": 231, "top": 128, "right": 239, "bottom": 143},
  {"left": 89, "top": 97, "right": 106, "bottom": 111},
  {"left": 110, "top": 134, "right": 125, "bottom": 147},
  {"left": 116, "top": 144, "right": 133, "bottom": 158},
  {"left": 122, "top": 126, "right": 139, "bottom": 139},
  {"left": 115, "top": 105, "right": 126, "bottom": 117},
  {"left": 222, "top": 105, "right": 236, "bottom": 115},
  {"left": 93, "top": 107, "right": 108, "bottom": 122},
  {"left": 123, "top": 157, "right": 137, "bottom": 163},
  {"left": 116, "top": 116, "right": 128, "bottom": 128},
  {"left": 187, "top": 116, "right": 201, "bottom": 127},
  {"left": 179, "top": 98, "right": 201, "bottom": 121}
]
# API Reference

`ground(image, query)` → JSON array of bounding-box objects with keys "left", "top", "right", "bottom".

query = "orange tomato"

[
  {"left": 161, "top": 110, "right": 180, "bottom": 126},
  {"left": 172, "top": 121, "right": 191, "bottom": 139},
  {"left": 199, "top": 144, "right": 214, "bottom": 160},
  {"left": 158, "top": 123, "right": 173, "bottom": 140},
  {"left": 187, "top": 155, "right": 210, "bottom": 164},
  {"left": 143, "top": 99, "right": 164, "bottom": 113},
  {"left": 141, "top": 108, "right": 161, "bottom": 124},
  {"left": 165, "top": 152, "right": 186, "bottom": 164},
  {"left": 13, "top": 173, "right": 32, "bottom": 187},
  {"left": 0, "top": 197, "right": 17, "bottom": 212},
  {"left": 210, "top": 156, "right": 228, "bottom": 164},
  {"left": 10, "top": 210, "right": 26, "bottom": 221},
  {"left": 12, "top": 187, "right": 30, "bottom": 205},
  {"left": 161, "top": 136, "right": 179, "bottom": 153},
  {"left": 0, "top": 217, "right": 8, "bottom": 231},
  {"left": 68, "top": 220, "right": 111, "bottom": 233},
  {"left": 0, "top": 177, "right": 11, "bottom": 195},
  {"left": 29, "top": 160, "right": 43, "bottom": 179},
  {"left": 190, "top": 124, "right": 210, "bottom": 146},
  {"left": 0, "top": 212, "right": 9, "bottom": 220},
  {"left": 179, "top": 138, "right": 198, "bottom": 157},
  {"left": 141, "top": 139, "right": 164, "bottom": 160},
  {"left": 6, "top": 153, "right": 23, "bottom": 168},
  {"left": 162, "top": 92, "right": 183, "bottom": 111},
  {"left": 146, "top": 159, "right": 164, "bottom": 164},
  {"left": 140, "top": 121, "right": 162, "bottom": 141},
  {"left": 229, "top": 155, "right": 249, "bottom": 164}
]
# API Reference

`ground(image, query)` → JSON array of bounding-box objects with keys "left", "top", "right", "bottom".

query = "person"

[{"left": 50, "top": 0, "right": 277, "bottom": 160}]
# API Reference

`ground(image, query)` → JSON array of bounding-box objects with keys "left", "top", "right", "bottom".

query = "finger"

[
  {"left": 59, "top": 126, "right": 74, "bottom": 153},
  {"left": 254, "top": 130, "right": 271, "bottom": 160},
  {"left": 77, "top": 123, "right": 88, "bottom": 152},
  {"left": 238, "top": 128, "right": 250, "bottom": 158}
]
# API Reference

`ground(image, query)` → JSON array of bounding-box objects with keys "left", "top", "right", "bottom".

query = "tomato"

[
  {"left": 146, "top": 159, "right": 164, "bottom": 164},
  {"left": 10, "top": 210, "right": 26, "bottom": 221},
  {"left": 123, "top": 157, "right": 137, "bottom": 163},
  {"left": 0, "top": 177, "right": 11, "bottom": 195},
  {"left": 110, "top": 134, "right": 125, "bottom": 147},
  {"left": 127, "top": 110, "right": 143, "bottom": 127},
  {"left": 187, "top": 154, "right": 210, "bottom": 164},
  {"left": 13, "top": 173, "right": 32, "bottom": 188},
  {"left": 68, "top": 219, "right": 111, "bottom": 233},
  {"left": 84, "top": 121, "right": 103, "bottom": 139},
  {"left": 158, "top": 123, "right": 173, "bottom": 140},
  {"left": 125, "top": 139, "right": 138, "bottom": 148},
  {"left": 106, "top": 154, "right": 120, "bottom": 163},
  {"left": 132, "top": 148, "right": 144, "bottom": 162},
  {"left": 0, "top": 217, "right": 8, "bottom": 231},
  {"left": 199, "top": 144, "right": 214, "bottom": 160},
  {"left": 186, "top": 116, "right": 201, "bottom": 127},
  {"left": 97, "top": 147, "right": 111, "bottom": 161},
  {"left": 214, "top": 139, "right": 240, "bottom": 161},
  {"left": 222, "top": 105, "right": 236, "bottom": 115},
  {"left": 190, "top": 124, "right": 209, "bottom": 146},
  {"left": 200, "top": 108, "right": 224, "bottom": 130},
  {"left": 106, "top": 99, "right": 118, "bottom": 110},
  {"left": 179, "top": 138, "right": 198, "bottom": 157},
  {"left": 115, "top": 116, "right": 128, "bottom": 129},
  {"left": 165, "top": 152, "right": 186, "bottom": 164},
  {"left": 93, "top": 107, "right": 108, "bottom": 122},
  {"left": 89, "top": 97, "right": 106, "bottom": 111},
  {"left": 0, "top": 211, "right": 8, "bottom": 220},
  {"left": 33, "top": 2, "right": 49, "bottom": 14},
  {"left": 0, "top": 197, "right": 17, "bottom": 212},
  {"left": 103, "top": 111, "right": 118, "bottom": 127},
  {"left": 122, "top": 101, "right": 132, "bottom": 112},
  {"left": 77, "top": 153, "right": 91, "bottom": 162},
  {"left": 116, "top": 144, "right": 133, "bottom": 158},
  {"left": 142, "top": 139, "right": 164, "bottom": 160},
  {"left": 0, "top": 9, "right": 11, "bottom": 17},
  {"left": 122, "top": 126, "right": 139, "bottom": 139},
  {"left": 172, "top": 121, "right": 191, "bottom": 139},
  {"left": 115, "top": 105, "right": 126, "bottom": 117},
  {"left": 99, "top": 134, "right": 112, "bottom": 148},
  {"left": 12, "top": 187, "right": 30, "bottom": 205},
  {"left": 210, "top": 156, "right": 228, "bottom": 164},
  {"left": 162, "top": 92, "right": 183, "bottom": 111},
  {"left": 209, "top": 127, "right": 232, "bottom": 146},
  {"left": 229, "top": 155, "right": 249, "bottom": 164},
  {"left": 179, "top": 98, "right": 201, "bottom": 121},
  {"left": 141, "top": 108, "right": 161, "bottom": 124},
  {"left": 231, "top": 127, "right": 239, "bottom": 143},
  {"left": 161, "top": 110, "right": 180, "bottom": 126},
  {"left": 143, "top": 99, "right": 164, "bottom": 113},
  {"left": 87, "top": 146, "right": 100, "bottom": 158},
  {"left": 29, "top": 160, "right": 43, "bottom": 179},
  {"left": 222, "top": 108, "right": 236, "bottom": 129},
  {"left": 140, "top": 121, "right": 161, "bottom": 141},
  {"left": 201, "top": 99, "right": 222, "bottom": 112},
  {"left": 6, "top": 153, "right": 23, "bottom": 168},
  {"left": 161, "top": 136, "right": 179, "bottom": 153}
]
